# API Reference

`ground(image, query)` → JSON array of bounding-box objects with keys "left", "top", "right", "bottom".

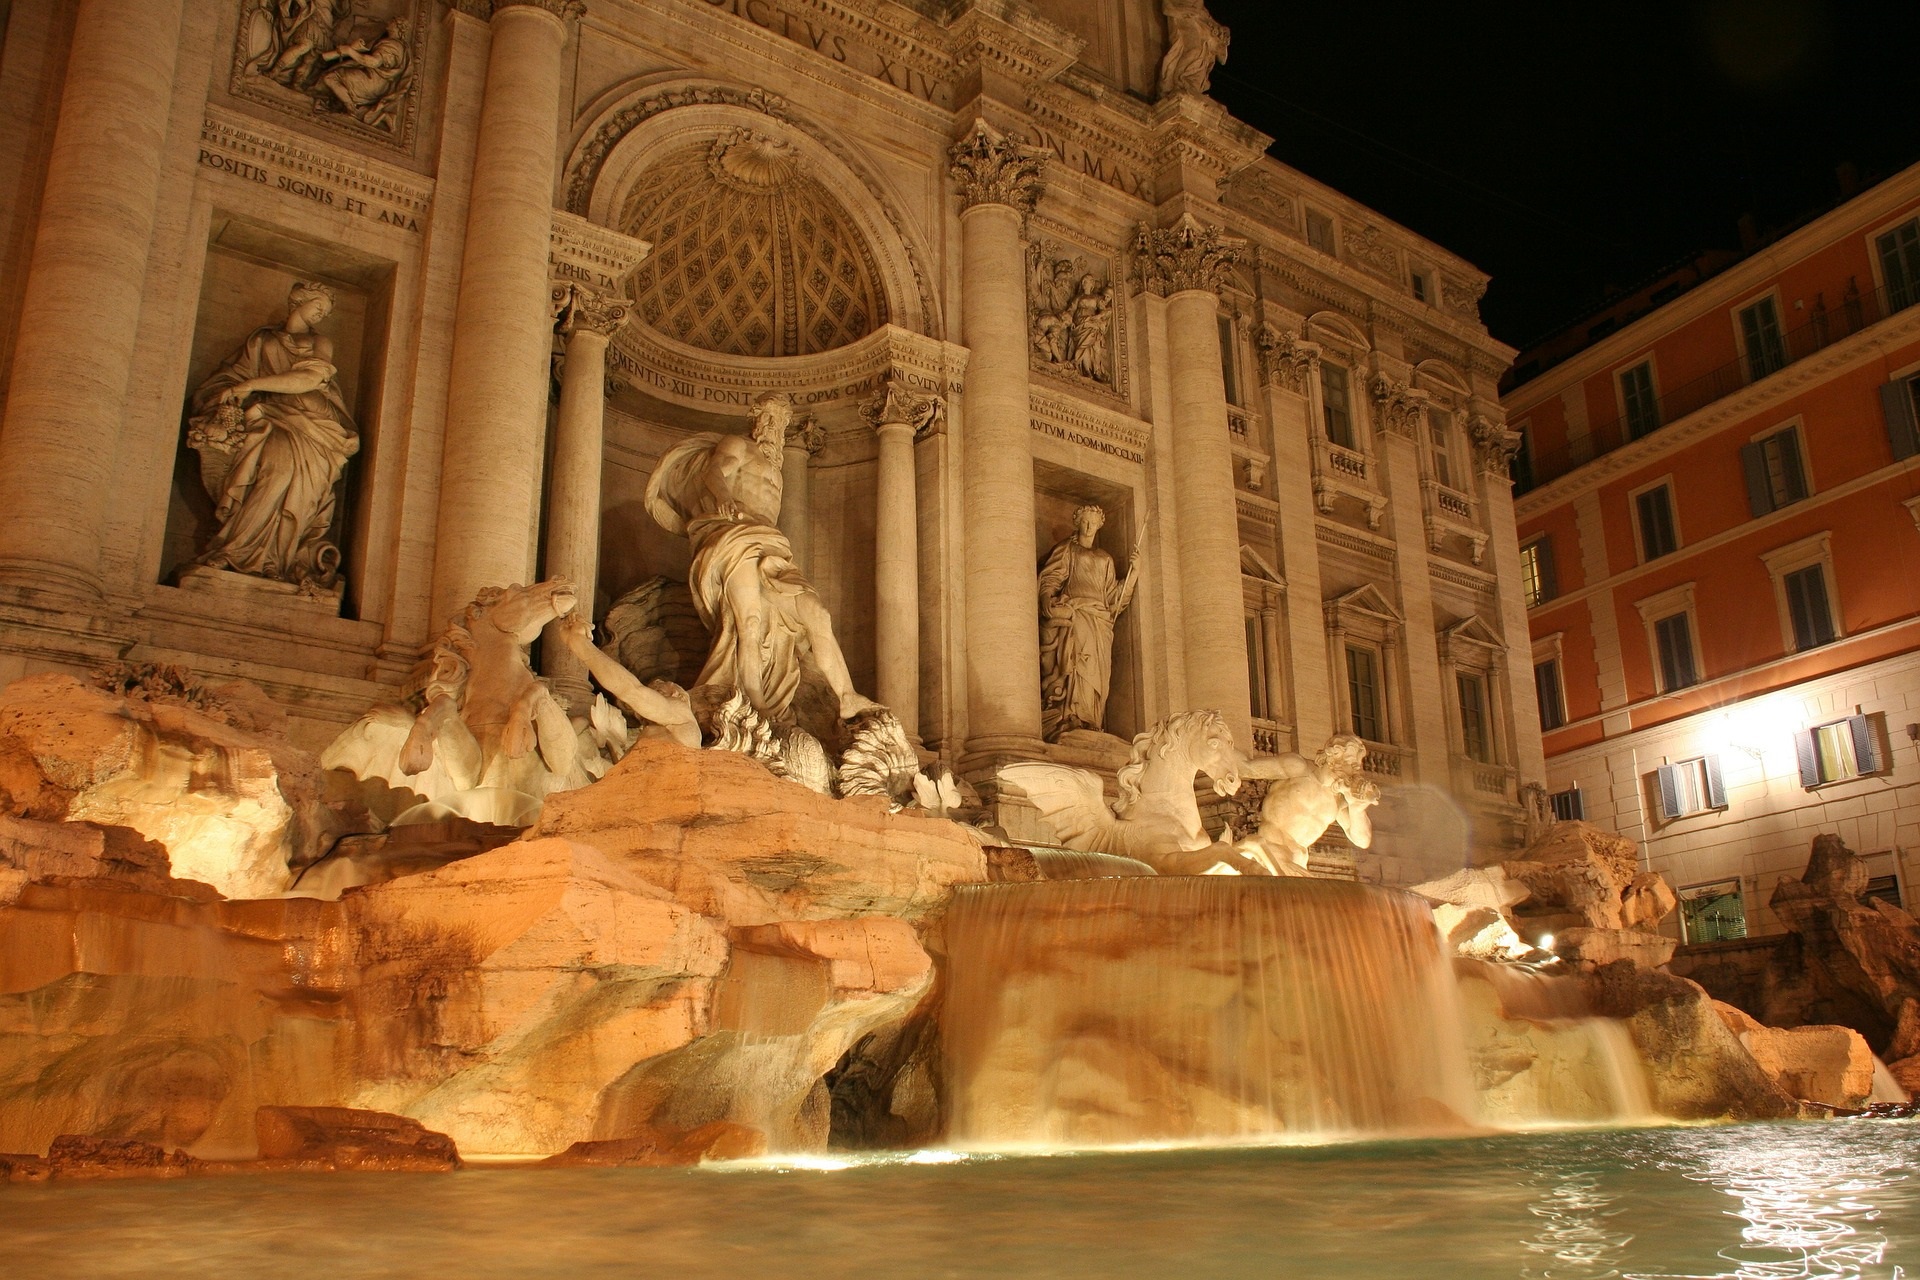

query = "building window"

[
  {"left": 1320, "top": 363, "right": 1354, "bottom": 449},
  {"left": 1548, "top": 785, "right": 1584, "bottom": 821},
  {"left": 1878, "top": 217, "right": 1920, "bottom": 311},
  {"left": 1653, "top": 611, "right": 1699, "bottom": 691},
  {"left": 1865, "top": 871, "right": 1903, "bottom": 910},
  {"left": 1783, "top": 565, "right": 1836, "bottom": 650},
  {"left": 1879, "top": 374, "right": 1920, "bottom": 461},
  {"left": 1653, "top": 754, "right": 1726, "bottom": 820},
  {"left": 1739, "top": 297, "right": 1788, "bottom": 380},
  {"left": 1218, "top": 313, "right": 1240, "bottom": 407},
  {"left": 1740, "top": 425, "right": 1809, "bottom": 516},
  {"left": 1245, "top": 614, "right": 1271, "bottom": 721},
  {"left": 1428, "top": 408, "right": 1457, "bottom": 489},
  {"left": 1634, "top": 482, "right": 1678, "bottom": 561},
  {"left": 1796, "top": 714, "right": 1886, "bottom": 787},
  {"left": 1679, "top": 879, "right": 1747, "bottom": 944},
  {"left": 1534, "top": 658, "right": 1565, "bottom": 731},
  {"left": 1620, "top": 361, "right": 1661, "bottom": 440},
  {"left": 1520, "top": 536, "right": 1557, "bottom": 607},
  {"left": 1346, "top": 643, "right": 1384, "bottom": 742},
  {"left": 1411, "top": 270, "right": 1431, "bottom": 303},
  {"left": 1456, "top": 672, "right": 1491, "bottom": 762},
  {"left": 1306, "top": 209, "right": 1336, "bottom": 256}
]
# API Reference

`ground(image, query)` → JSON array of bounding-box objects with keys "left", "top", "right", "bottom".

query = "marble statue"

[
  {"left": 553, "top": 610, "right": 701, "bottom": 751},
  {"left": 1068, "top": 275, "right": 1115, "bottom": 383},
  {"left": 1037, "top": 504, "right": 1140, "bottom": 741},
  {"left": 1028, "top": 246, "right": 1115, "bottom": 386},
  {"left": 1229, "top": 735, "right": 1382, "bottom": 875},
  {"left": 186, "top": 280, "right": 359, "bottom": 590},
  {"left": 322, "top": 580, "right": 589, "bottom": 828},
  {"left": 1157, "top": 0, "right": 1229, "bottom": 97},
  {"left": 248, "top": 0, "right": 343, "bottom": 89},
  {"left": 1000, "top": 709, "right": 1276, "bottom": 876},
  {"left": 645, "top": 391, "right": 882, "bottom": 726},
  {"left": 317, "top": 18, "right": 412, "bottom": 132}
]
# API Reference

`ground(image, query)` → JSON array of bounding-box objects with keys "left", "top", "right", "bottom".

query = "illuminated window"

[
  {"left": 1534, "top": 658, "right": 1565, "bottom": 731},
  {"left": 1796, "top": 715, "right": 1886, "bottom": 787},
  {"left": 1653, "top": 755, "right": 1726, "bottom": 820},
  {"left": 1520, "top": 537, "right": 1556, "bottom": 607},
  {"left": 1320, "top": 363, "right": 1354, "bottom": 449},
  {"left": 1456, "top": 672, "right": 1491, "bottom": 763},
  {"left": 1741, "top": 425, "right": 1809, "bottom": 516},
  {"left": 1620, "top": 361, "right": 1660, "bottom": 439},
  {"left": 1878, "top": 217, "right": 1920, "bottom": 311},
  {"left": 1346, "top": 643, "right": 1384, "bottom": 742},
  {"left": 1739, "top": 297, "right": 1787, "bottom": 380},
  {"left": 1679, "top": 879, "right": 1746, "bottom": 943}
]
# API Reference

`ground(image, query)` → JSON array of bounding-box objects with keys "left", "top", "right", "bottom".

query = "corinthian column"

[
  {"left": 0, "top": 0, "right": 186, "bottom": 598},
  {"left": 778, "top": 414, "right": 823, "bottom": 576},
  {"left": 1139, "top": 214, "right": 1254, "bottom": 748},
  {"left": 429, "top": 0, "right": 581, "bottom": 630},
  {"left": 862, "top": 377, "right": 943, "bottom": 737},
  {"left": 948, "top": 119, "right": 1049, "bottom": 753},
  {"left": 540, "top": 284, "right": 627, "bottom": 710}
]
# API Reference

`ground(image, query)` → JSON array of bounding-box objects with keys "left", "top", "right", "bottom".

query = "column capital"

[
  {"left": 1369, "top": 375, "right": 1426, "bottom": 439},
  {"left": 785, "top": 412, "right": 825, "bottom": 457},
  {"left": 861, "top": 377, "right": 944, "bottom": 440},
  {"left": 1135, "top": 213, "right": 1244, "bottom": 297},
  {"left": 552, "top": 284, "right": 629, "bottom": 338},
  {"left": 1255, "top": 324, "right": 1320, "bottom": 394},
  {"left": 948, "top": 118, "right": 1048, "bottom": 216},
  {"left": 1468, "top": 411, "right": 1523, "bottom": 476}
]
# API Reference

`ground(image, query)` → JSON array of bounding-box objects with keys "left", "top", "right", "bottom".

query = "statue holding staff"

[{"left": 1037, "top": 504, "right": 1140, "bottom": 740}]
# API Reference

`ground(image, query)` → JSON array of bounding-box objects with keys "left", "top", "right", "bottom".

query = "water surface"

[{"left": 3, "top": 1121, "right": 1915, "bottom": 1278}]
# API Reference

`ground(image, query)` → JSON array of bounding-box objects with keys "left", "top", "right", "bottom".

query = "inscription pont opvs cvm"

[{"left": 197, "top": 147, "right": 424, "bottom": 233}]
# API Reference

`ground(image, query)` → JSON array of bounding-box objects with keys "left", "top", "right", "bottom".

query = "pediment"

[
  {"left": 1327, "top": 582, "right": 1401, "bottom": 623},
  {"left": 1442, "top": 613, "right": 1505, "bottom": 654},
  {"left": 1240, "top": 545, "right": 1284, "bottom": 586}
]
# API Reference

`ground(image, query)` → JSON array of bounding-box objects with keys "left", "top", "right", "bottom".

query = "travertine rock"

[
  {"left": 1456, "top": 970, "right": 1651, "bottom": 1124},
  {"left": 43, "top": 1135, "right": 201, "bottom": 1180},
  {"left": 1581, "top": 962, "right": 1796, "bottom": 1120},
  {"left": 0, "top": 672, "right": 347, "bottom": 898},
  {"left": 1409, "top": 866, "right": 1528, "bottom": 915},
  {"left": 1762, "top": 835, "right": 1920, "bottom": 1053},
  {"left": 254, "top": 1106, "right": 461, "bottom": 1171},
  {"left": 1503, "top": 821, "right": 1640, "bottom": 933},
  {"left": 1432, "top": 903, "right": 1538, "bottom": 962},
  {"left": 1711, "top": 1006, "right": 1875, "bottom": 1110},
  {"left": 1621, "top": 871, "right": 1679, "bottom": 931},
  {"left": 1554, "top": 926, "right": 1678, "bottom": 971},
  {"left": 541, "top": 1121, "right": 766, "bottom": 1167}
]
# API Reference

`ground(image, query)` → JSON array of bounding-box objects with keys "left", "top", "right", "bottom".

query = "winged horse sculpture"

[{"left": 999, "top": 713, "right": 1381, "bottom": 877}]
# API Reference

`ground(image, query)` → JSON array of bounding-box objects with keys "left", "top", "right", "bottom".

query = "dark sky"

[{"left": 1203, "top": 0, "right": 1920, "bottom": 351}]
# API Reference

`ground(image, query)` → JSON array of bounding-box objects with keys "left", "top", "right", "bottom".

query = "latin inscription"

[
  {"left": 609, "top": 344, "right": 947, "bottom": 408},
  {"left": 1031, "top": 417, "right": 1145, "bottom": 465},
  {"left": 196, "top": 146, "right": 423, "bottom": 233},
  {"left": 700, "top": 0, "right": 950, "bottom": 106},
  {"left": 1028, "top": 126, "right": 1151, "bottom": 201}
]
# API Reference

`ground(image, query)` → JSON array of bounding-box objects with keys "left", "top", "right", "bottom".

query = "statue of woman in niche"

[
  {"left": 185, "top": 281, "right": 359, "bottom": 590},
  {"left": 1037, "top": 505, "right": 1141, "bottom": 741}
]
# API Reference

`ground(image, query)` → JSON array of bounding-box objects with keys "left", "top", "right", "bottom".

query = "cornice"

[
  {"left": 941, "top": 0, "right": 1083, "bottom": 86},
  {"left": 1513, "top": 303, "right": 1920, "bottom": 515}
]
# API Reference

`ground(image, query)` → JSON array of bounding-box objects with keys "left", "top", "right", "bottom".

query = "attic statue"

[
  {"left": 1158, "top": 0, "right": 1230, "bottom": 97},
  {"left": 645, "top": 391, "right": 882, "bottom": 727}
]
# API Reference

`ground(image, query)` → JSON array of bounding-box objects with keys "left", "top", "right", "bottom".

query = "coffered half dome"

[{"left": 622, "top": 129, "right": 888, "bottom": 358}]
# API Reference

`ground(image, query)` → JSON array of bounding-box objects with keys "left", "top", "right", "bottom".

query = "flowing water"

[{"left": 3, "top": 1122, "right": 1916, "bottom": 1277}]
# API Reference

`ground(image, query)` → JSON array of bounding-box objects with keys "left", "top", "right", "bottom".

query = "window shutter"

[
  {"left": 1655, "top": 764, "right": 1682, "bottom": 820},
  {"left": 1881, "top": 379, "right": 1920, "bottom": 461},
  {"left": 1779, "top": 427, "right": 1808, "bottom": 502},
  {"left": 1740, "top": 440, "right": 1772, "bottom": 516},
  {"left": 1850, "top": 714, "right": 1884, "bottom": 775},
  {"left": 1794, "top": 730, "right": 1821, "bottom": 788},
  {"left": 1566, "top": 788, "right": 1585, "bottom": 821},
  {"left": 1538, "top": 538, "right": 1558, "bottom": 600},
  {"left": 1703, "top": 754, "right": 1727, "bottom": 809}
]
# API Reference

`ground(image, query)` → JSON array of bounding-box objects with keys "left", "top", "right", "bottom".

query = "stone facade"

[{"left": 0, "top": 0, "right": 1534, "bottom": 877}]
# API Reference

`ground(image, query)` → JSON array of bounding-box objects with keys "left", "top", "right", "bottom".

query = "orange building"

[{"left": 1505, "top": 162, "right": 1920, "bottom": 949}]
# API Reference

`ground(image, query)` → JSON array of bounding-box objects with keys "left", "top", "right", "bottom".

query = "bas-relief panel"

[
  {"left": 1027, "top": 233, "right": 1128, "bottom": 402},
  {"left": 230, "top": 0, "right": 429, "bottom": 153}
]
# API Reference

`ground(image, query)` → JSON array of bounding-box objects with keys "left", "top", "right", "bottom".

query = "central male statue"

[{"left": 645, "top": 392, "right": 880, "bottom": 725}]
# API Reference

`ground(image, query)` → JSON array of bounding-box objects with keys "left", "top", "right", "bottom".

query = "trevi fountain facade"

[{"left": 0, "top": 1, "right": 1917, "bottom": 1275}]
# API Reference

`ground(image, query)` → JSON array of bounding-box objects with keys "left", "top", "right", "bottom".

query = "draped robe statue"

[
  {"left": 185, "top": 281, "right": 359, "bottom": 589},
  {"left": 644, "top": 392, "right": 880, "bottom": 726},
  {"left": 1038, "top": 504, "right": 1139, "bottom": 740}
]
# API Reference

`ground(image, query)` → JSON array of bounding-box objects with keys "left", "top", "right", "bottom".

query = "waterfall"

[
  {"left": 941, "top": 877, "right": 1480, "bottom": 1148},
  {"left": 1454, "top": 959, "right": 1656, "bottom": 1127}
]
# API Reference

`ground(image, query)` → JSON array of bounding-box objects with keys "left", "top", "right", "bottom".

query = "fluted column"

[
  {"left": 1139, "top": 215, "right": 1253, "bottom": 748},
  {"left": 862, "top": 378, "right": 943, "bottom": 737},
  {"left": 0, "top": 0, "right": 186, "bottom": 598},
  {"left": 540, "top": 284, "right": 627, "bottom": 709},
  {"left": 429, "top": 0, "right": 580, "bottom": 629},
  {"left": 779, "top": 414, "right": 823, "bottom": 576},
  {"left": 949, "top": 120, "right": 1049, "bottom": 752}
]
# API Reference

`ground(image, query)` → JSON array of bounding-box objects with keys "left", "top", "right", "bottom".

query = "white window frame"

[
  {"left": 1759, "top": 531, "right": 1841, "bottom": 654},
  {"left": 1426, "top": 403, "right": 1461, "bottom": 491},
  {"left": 1743, "top": 416, "right": 1814, "bottom": 514},
  {"left": 1627, "top": 474, "right": 1682, "bottom": 564},
  {"left": 1651, "top": 754, "right": 1728, "bottom": 822},
  {"left": 1614, "top": 355, "right": 1662, "bottom": 440},
  {"left": 1634, "top": 581, "right": 1703, "bottom": 694},
  {"left": 1866, "top": 211, "right": 1920, "bottom": 301},
  {"left": 1732, "top": 287, "right": 1790, "bottom": 382},
  {"left": 1532, "top": 632, "right": 1566, "bottom": 731},
  {"left": 1795, "top": 712, "right": 1888, "bottom": 789}
]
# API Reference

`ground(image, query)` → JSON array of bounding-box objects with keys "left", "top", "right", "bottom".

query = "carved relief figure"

[
  {"left": 1158, "top": 0, "right": 1230, "bottom": 97},
  {"left": 1027, "top": 244, "right": 1116, "bottom": 386},
  {"left": 185, "top": 281, "right": 359, "bottom": 589},
  {"left": 1037, "top": 505, "right": 1140, "bottom": 741},
  {"left": 317, "top": 17, "right": 412, "bottom": 131},
  {"left": 645, "top": 392, "right": 882, "bottom": 725},
  {"left": 251, "top": 0, "right": 342, "bottom": 89}
]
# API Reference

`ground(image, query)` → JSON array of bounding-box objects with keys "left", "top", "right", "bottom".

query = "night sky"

[{"left": 1203, "top": 0, "right": 1920, "bottom": 352}]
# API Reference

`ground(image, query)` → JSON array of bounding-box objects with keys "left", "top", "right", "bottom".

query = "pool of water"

[{"left": 3, "top": 1121, "right": 1916, "bottom": 1278}]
